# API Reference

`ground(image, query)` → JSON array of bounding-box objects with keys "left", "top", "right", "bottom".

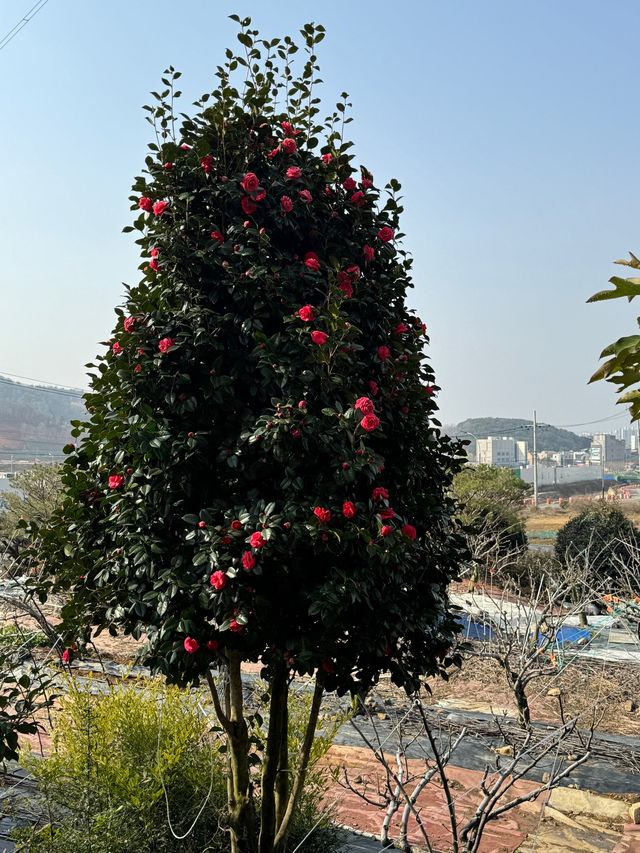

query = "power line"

[
  {"left": 0, "top": 375, "right": 84, "bottom": 399},
  {"left": 0, "top": 0, "right": 50, "bottom": 52},
  {"left": 0, "top": 369, "right": 86, "bottom": 393}
]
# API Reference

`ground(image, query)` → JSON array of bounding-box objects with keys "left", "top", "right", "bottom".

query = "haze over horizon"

[{"left": 1, "top": 0, "right": 639, "bottom": 433}]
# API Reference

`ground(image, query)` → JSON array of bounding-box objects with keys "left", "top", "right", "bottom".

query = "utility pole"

[{"left": 533, "top": 410, "right": 538, "bottom": 508}]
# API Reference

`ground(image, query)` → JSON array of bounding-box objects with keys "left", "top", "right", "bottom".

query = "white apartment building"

[{"left": 475, "top": 436, "right": 528, "bottom": 468}]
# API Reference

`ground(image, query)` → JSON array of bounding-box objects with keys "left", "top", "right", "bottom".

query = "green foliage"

[
  {"left": 455, "top": 418, "right": 589, "bottom": 452},
  {"left": 0, "top": 630, "right": 53, "bottom": 763},
  {"left": 554, "top": 503, "right": 638, "bottom": 582},
  {"left": 454, "top": 464, "right": 530, "bottom": 552},
  {"left": 15, "top": 676, "right": 342, "bottom": 853},
  {"left": 0, "top": 464, "right": 63, "bottom": 537},
  {"left": 33, "top": 17, "right": 467, "bottom": 697},
  {"left": 588, "top": 252, "right": 640, "bottom": 421}
]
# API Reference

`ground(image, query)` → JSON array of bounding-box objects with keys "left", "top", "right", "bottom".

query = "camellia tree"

[{"left": 32, "top": 17, "right": 468, "bottom": 853}]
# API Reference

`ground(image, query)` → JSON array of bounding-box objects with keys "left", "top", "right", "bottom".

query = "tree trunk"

[
  {"left": 226, "top": 650, "right": 258, "bottom": 853},
  {"left": 274, "top": 686, "right": 289, "bottom": 832},
  {"left": 512, "top": 678, "right": 531, "bottom": 729},
  {"left": 259, "top": 661, "right": 288, "bottom": 853},
  {"left": 273, "top": 674, "right": 324, "bottom": 852}
]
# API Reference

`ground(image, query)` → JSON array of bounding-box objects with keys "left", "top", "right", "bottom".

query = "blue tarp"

[{"left": 455, "top": 614, "right": 591, "bottom": 646}]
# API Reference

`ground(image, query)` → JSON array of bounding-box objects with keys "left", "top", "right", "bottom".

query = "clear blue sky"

[{"left": 1, "top": 0, "right": 639, "bottom": 432}]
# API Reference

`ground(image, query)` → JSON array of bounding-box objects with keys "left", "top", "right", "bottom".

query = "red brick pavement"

[{"left": 321, "top": 744, "right": 545, "bottom": 853}]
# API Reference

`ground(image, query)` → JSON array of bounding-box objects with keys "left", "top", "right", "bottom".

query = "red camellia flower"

[
  {"left": 425, "top": 385, "right": 434, "bottom": 395},
  {"left": 158, "top": 337, "right": 176, "bottom": 353},
  {"left": 210, "top": 230, "right": 224, "bottom": 244},
  {"left": 342, "top": 501, "right": 356, "bottom": 518},
  {"left": 394, "top": 322, "right": 408, "bottom": 335},
  {"left": 150, "top": 248, "right": 159, "bottom": 258},
  {"left": 363, "top": 245, "right": 374, "bottom": 261},
  {"left": 280, "top": 195, "right": 293, "bottom": 212},
  {"left": 281, "top": 120, "right": 295, "bottom": 135},
  {"left": 377, "top": 345, "right": 391, "bottom": 362},
  {"left": 339, "top": 280, "right": 353, "bottom": 298},
  {"left": 401, "top": 524, "right": 417, "bottom": 541},
  {"left": 368, "top": 380, "right": 378, "bottom": 396},
  {"left": 298, "top": 190, "right": 312, "bottom": 204},
  {"left": 314, "top": 507, "right": 331, "bottom": 525},
  {"left": 210, "top": 570, "right": 227, "bottom": 590},
  {"left": 241, "top": 172, "right": 259, "bottom": 192},
  {"left": 377, "top": 226, "right": 394, "bottom": 242},
  {"left": 381, "top": 525, "right": 393, "bottom": 537},
  {"left": 138, "top": 197, "right": 153, "bottom": 212},
  {"left": 153, "top": 200, "right": 168, "bottom": 216},
  {"left": 241, "top": 196, "right": 257, "bottom": 215},
  {"left": 282, "top": 138, "right": 297, "bottom": 154},
  {"left": 304, "top": 252, "right": 320, "bottom": 270},
  {"left": 124, "top": 317, "right": 136, "bottom": 332},
  {"left": 207, "top": 639, "right": 219, "bottom": 651},
  {"left": 298, "top": 400, "right": 307, "bottom": 409},
  {"left": 134, "top": 364, "right": 141, "bottom": 373},
  {"left": 184, "top": 637, "right": 199, "bottom": 654},
  {"left": 250, "top": 531, "right": 266, "bottom": 548},
  {"left": 164, "top": 162, "right": 174, "bottom": 169},
  {"left": 112, "top": 342, "right": 122, "bottom": 354},
  {"left": 372, "top": 487, "right": 389, "bottom": 501},
  {"left": 360, "top": 414, "right": 380, "bottom": 432},
  {"left": 286, "top": 166, "right": 301, "bottom": 179},
  {"left": 198, "top": 521, "right": 206, "bottom": 529},
  {"left": 268, "top": 148, "right": 279, "bottom": 159},
  {"left": 322, "top": 658, "right": 336, "bottom": 674},
  {"left": 149, "top": 258, "right": 160, "bottom": 272},
  {"left": 298, "top": 305, "right": 314, "bottom": 322},
  {"left": 311, "top": 331, "right": 327, "bottom": 345},
  {"left": 255, "top": 189, "right": 266, "bottom": 201},
  {"left": 380, "top": 508, "right": 395, "bottom": 520},
  {"left": 361, "top": 177, "right": 373, "bottom": 189},
  {"left": 350, "top": 191, "right": 365, "bottom": 207},
  {"left": 201, "top": 155, "right": 214, "bottom": 172},
  {"left": 62, "top": 648, "right": 74, "bottom": 664},
  {"left": 108, "top": 474, "right": 124, "bottom": 489},
  {"left": 180, "top": 143, "right": 190, "bottom": 150},
  {"left": 231, "top": 519, "right": 242, "bottom": 531},
  {"left": 355, "top": 397, "right": 375, "bottom": 415},
  {"left": 229, "top": 619, "right": 244, "bottom": 632},
  {"left": 342, "top": 177, "right": 357, "bottom": 191},
  {"left": 242, "top": 551, "right": 256, "bottom": 570},
  {"left": 322, "top": 153, "right": 333, "bottom": 164}
]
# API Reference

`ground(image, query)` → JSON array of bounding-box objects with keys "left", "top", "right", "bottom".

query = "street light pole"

[{"left": 533, "top": 410, "right": 538, "bottom": 508}]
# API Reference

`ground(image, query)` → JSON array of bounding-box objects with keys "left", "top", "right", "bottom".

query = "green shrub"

[
  {"left": 14, "top": 676, "right": 343, "bottom": 853},
  {"left": 554, "top": 503, "right": 638, "bottom": 584}
]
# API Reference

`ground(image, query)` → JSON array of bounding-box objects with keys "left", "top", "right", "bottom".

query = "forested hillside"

[
  {"left": 0, "top": 377, "right": 84, "bottom": 455},
  {"left": 452, "top": 417, "right": 590, "bottom": 452}
]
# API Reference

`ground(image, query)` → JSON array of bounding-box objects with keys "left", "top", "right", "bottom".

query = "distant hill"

[
  {"left": 451, "top": 417, "right": 590, "bottom": 453},
  {"left": 0, "top": 376, "right": 85, "bottom": 457}
]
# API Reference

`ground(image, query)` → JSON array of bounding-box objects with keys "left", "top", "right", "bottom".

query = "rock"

[
  {"left": 566, "top": 753, "right": 578, "bottom": 761},
  {"left": 630, "top": 803, "right": 640, "bottom": 824},
  {"left": 353, "top": 774, "right": 363, "bottom": 785},
  {"left": 549, "top": 788, "right": 629, "bottom": 820},
  {"left": 623, "top": 699, "right": 637, "bottom": 713},
  {"left": 547, "top": 687, "right": 562, "bottom": 697},
  {"left": 542, "top": 772, "right": 551, "bottom": 783},
  {"left": 495, "top": 745, "right": 514, "bottom": 756},
  {"left": 377, "top": 712, "right": 389, "bottom": 720}
]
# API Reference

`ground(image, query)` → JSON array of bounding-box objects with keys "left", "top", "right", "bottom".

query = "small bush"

[
  {"left": 14, "top": 676, "right": 343, "bottom": 853},
  {"left": 555, "top": 503, "right": 638, "bottom": 584}
]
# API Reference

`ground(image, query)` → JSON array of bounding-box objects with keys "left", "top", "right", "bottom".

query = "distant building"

[
  {"left": 475, "top": 436, "right": 528, "bottom": 468},
  {"left": 590, "top": 433, "right": 626, "bottom": 471}
]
